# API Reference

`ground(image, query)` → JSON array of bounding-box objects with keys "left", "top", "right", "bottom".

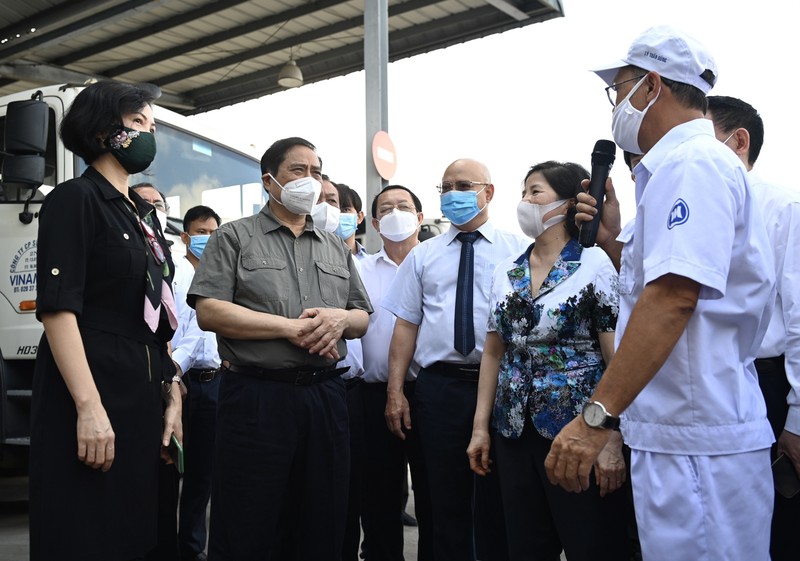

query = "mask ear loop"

[
  {"left": 474, "top": 184, "right": 489, "bottom": 214},
  {"left": 615, "top": 75, "right": 648, "bottom": 112}
]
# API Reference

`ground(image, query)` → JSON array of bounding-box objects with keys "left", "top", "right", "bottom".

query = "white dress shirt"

[
  {"left": 341, "top": 257, "right": 364, "bottom": 379},
  {"left": 618, "top": 118, "right": 775, "bottom": 455},
  {"left": 171, "top": 256, "right": 220, "bottom": 373},
  {"left": 749, "top": 170, "right": 800, "bottom": 433},
  {"left": 383, "top": 221, "right": 529, "bottom": 368},
  {"left": 360, "top": 248, "right": 419, "bottom": 383}
]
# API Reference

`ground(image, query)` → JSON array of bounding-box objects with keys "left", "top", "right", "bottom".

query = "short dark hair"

[
  {"left": 523, "top": 161, "right": 589, "bottom": 240},
  {"left": 707, "top": 95, "right": 764, "bottom": 167},
  {"left": 60, "top": 81, "right": 158, "bottom": 166},
  {"left": 371, "top": 185, "right": 423, "bottom": 219},
  {"left": 130, "top": 183, "right": 168, "bottom": 210},
  {"left": 130, "top": 182, "right": 155, "bottom": 191},
  {"left": 183, "top": 205, "right": 221, "bottom": 232},
  {"left": 335, "top": 183, "right": 362, "bottom": 213},
  {"left": 260, "top": 137, "right": 317, "bottom": 175}
]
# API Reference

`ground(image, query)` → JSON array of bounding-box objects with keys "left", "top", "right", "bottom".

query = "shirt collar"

[
  {"left": 445, "top": 220, "right": 497, "bottom": 245},
  {"left": 259, "top": 202, "right": 320, "bottom": 237},
  {"left": 85, "top": 167, "right": 122, "bottom": 201},
  {"left": 512, "top": 238, "right": 583, "bottom": 266},
  {"left": 84, "top": 167, "right": 151, "bottom": 219},
  {"left": 375, "top": 247, "right": 398, "bottom": 268},
  {"left": 637, "top": 118, "right": 716, "bottom": 204},
  {"left": 509, "top": 238, "right": 583, "bottom": 299}
]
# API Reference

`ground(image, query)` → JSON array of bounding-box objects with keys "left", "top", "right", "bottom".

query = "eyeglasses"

[
  {"left": 604, "top": 75, "right": 645, "bottom": 107},
  {"left": 436, "top": 180, "right": 489, "bottom": 194},
  {"left": 153, "top": 200, "right": 169, "bottom": 213},
  {"left": 377, "top": 203, "right": 417, "bottom": 216}
]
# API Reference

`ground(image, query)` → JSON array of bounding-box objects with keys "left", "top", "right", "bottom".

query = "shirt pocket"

[
  {"left": 240, "top": 255, "right": 289, "bottom": 302},
  {"left": 105, "top": 226, "right": 147, "bottom": 279},
  {"left": 316, "top": 261, "right": 350, "bottom": 308}
]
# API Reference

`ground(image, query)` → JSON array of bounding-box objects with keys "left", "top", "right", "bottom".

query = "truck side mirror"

[
  {"left": 2, "top": 155, "right": 45, "bottom": 187},
  {"left": 5, "top": 98, "right": 48, "bottom": 154},
  {"left": 2, "top": 92, "right": 48, "bottom": 200}
]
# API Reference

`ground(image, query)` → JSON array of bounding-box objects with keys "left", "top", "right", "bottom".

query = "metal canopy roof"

[{"left": 0, "top": 0, "right": 563, "bottom": 116}]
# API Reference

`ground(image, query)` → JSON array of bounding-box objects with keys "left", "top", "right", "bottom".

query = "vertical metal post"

[{"left": 364, "top": 0, "right": 389, "bottom": 253}]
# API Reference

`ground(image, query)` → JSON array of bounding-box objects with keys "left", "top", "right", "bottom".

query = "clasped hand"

[{"left": 287, "top": 307, "right": 348, "bottom": 360}]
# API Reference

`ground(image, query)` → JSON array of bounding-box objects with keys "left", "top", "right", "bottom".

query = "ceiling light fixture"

[{"left": 278, "top": 52, "right": 303, "bottom": 89}]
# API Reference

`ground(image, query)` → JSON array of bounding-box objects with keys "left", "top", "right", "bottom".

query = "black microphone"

[{"left": 579, "top": 140, "right": 617, "bottom": 248}]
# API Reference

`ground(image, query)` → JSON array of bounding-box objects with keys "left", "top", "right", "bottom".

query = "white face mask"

[
  {"left": 517, "top": 199, "right": 569, "bottom": 239},
  {"left": 611, "top": 75, "right": 659, "bottom": 154},
  {"left": 268, "top": 174, "right": 322, "bottom": 216},
  {"left": 379, "top": 208, "right": 419, "bottom": 242},
  {"left": 155, "top": 209, "right": 169, "bottom": 232},
  {"left": 311, "top": 202, "right": 341, "bottom": 233}
]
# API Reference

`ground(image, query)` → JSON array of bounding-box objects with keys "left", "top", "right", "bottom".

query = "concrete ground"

[
  {"left": 0, "top": 476, "right": 566, "bottom": 560},
  {"left": 0, "top": 476, "right": 28, "bottom": 561},
  {"left": 0, "top": 476, "right": 423, "bottom": 561}
]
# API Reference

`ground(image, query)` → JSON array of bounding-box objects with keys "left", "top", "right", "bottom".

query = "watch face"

[{"left": 583, "top": 402, "right": 605, "bottom": 427}]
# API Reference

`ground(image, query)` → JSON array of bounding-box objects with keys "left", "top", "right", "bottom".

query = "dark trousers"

[
  {"left": 178, "top": 370, "right": 222, "bottom": 559},
  {"left": 146, "top": 462, "right": 180, "bottom": 561},
  {"left": 493, "top": 415, "right": 631, "bottom": 561},
  {"left": 361, "top": 381, "right": 433, "bottom": 561},
  {"left": 414, "top": 366, "right": 508, "bottom": 561},
  {"left": 755, "top": 355, "right": 800, "bottom": 561},
  {"left": 208, "top": 372, "right": 350, "bottom": 561},
  {"left": 343, "top": 380, "right": 366, "bottom": 561}
]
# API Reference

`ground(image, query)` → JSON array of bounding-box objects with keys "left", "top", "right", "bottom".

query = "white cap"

[{"left": 592, "top": 25, "right": 717, "bottom": 94}]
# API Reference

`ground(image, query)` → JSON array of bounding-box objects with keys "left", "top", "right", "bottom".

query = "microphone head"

[{"left": 591, "top": 139, "right": 616, "bottom": 166}]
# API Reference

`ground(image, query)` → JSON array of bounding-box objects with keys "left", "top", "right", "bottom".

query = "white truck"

[{"left": 0, "top": 84, "right": 263, "bottom": 470}]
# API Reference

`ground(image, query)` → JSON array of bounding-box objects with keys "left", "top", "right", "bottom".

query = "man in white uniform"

[
  {"left": 360, "top": 184, "right": 433, "bottom": 561},
  {"left": 384, "top": 159, "right": 528, "bottom": 561},
  {"left": 707, "top": 94, "right": 800, "bottom": 561},
  {"left": 544, "top": 26, "right": 776, "bottom": 561}
]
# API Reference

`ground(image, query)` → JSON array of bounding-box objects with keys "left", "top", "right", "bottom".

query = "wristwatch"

[{"left": 582, "top": 400, "right": 621, "bottom": 430}]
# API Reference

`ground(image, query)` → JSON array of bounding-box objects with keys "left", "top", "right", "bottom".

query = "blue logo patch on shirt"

[{"left": 667, "top": 198, "right": 689, "bottom": 229}]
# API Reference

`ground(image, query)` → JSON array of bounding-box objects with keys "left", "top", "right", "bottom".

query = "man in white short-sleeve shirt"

[
  {"left": 545, "top": 26, "right": 776, "bottom": 561},
  {"left": 383, "top": 159, "right": 528, "bottom": 561},
  {"left": 707, "top": 94, "right": 800, "bottom": 561}
]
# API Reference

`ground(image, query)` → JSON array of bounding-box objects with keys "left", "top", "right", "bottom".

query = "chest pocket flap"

[
  {"left": 240, "top": 255, "right": 289, "bottom": 302},
  {"left": 316, "top": 261, "right": 350, "bottom": 307}
]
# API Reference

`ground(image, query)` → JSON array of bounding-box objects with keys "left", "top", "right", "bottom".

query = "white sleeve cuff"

[{"left": 784, "top": 406, "right": 800, "bottom": 435}]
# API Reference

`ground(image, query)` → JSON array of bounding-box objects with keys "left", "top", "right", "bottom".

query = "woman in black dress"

[{"left": 30, "top": 81, "right": 182, "bottom": 561}]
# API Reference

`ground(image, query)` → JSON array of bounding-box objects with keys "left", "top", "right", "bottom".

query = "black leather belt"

[
  {"left": 362, "top": 380, "right": 416, "bottom": 390},
  {"left": 344, "top": 376, "right": 364, "bottom": 390},
  {"left": 226, "top": 364, "right": 350, "bottom": 385},
  {"left": 429, "top": 361, "right": 481, "bottom": 381},
  {"left": 186, "top": 367, "right": 221, "bottom": 382}
]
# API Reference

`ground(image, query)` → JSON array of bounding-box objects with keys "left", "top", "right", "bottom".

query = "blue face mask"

[
  {"left": 336, "top": 213, "right": 359, "bottom": 240},
  {"left": 440, "top": 186, "right": 486, "bottom": 225},
  {"left": 188, "top": 234, "right": 210, "bottom": 258}
]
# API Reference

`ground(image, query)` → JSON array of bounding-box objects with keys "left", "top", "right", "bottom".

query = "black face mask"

[{"left": 105, "top": 126, "right": 157, "bottom": 174}]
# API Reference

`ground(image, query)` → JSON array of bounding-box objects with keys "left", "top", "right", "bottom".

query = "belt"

[
  {"left": 186, "top": 367, "right": 222, "bottom": 382},
  {"left": 362, "top": 380, "right": 416, "bottom": 390},
  {"left": 226, "top": 364, "right": 350, "bottom": 385},
  {"left": 344, "top": 376, "right": 364, "bottom": 390},
  {"left": 428, "top": 361, "right": 480, "bottom": 381}
]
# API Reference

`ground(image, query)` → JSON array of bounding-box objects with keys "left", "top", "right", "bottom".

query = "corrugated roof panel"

[{"left": 0, "top": 0, "right": 563, "bottom": 113}]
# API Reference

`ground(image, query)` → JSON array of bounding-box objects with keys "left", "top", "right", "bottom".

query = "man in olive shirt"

[{"left": 189, "top": 137, "right": 372, "bottom": 561}]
